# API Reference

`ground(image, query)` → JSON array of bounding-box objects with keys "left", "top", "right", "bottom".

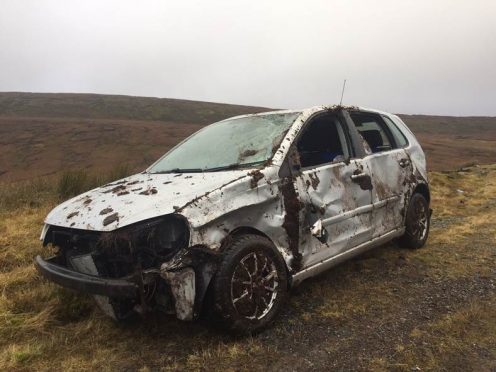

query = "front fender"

[{"left": 160, "top": 247, "right": 219, "bottom": 320}]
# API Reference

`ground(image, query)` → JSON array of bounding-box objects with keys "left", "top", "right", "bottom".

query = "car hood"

[{"left": 45, "top": 170, "right": 251, "bottom": 231}]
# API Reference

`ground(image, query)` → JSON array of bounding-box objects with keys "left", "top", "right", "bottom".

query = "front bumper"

[{"left": 34, "top": 255, "right": 139, "bottom": 299}]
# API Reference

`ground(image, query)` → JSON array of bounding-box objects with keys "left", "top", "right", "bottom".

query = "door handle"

[
  {"left": 399, "top": 158, "right": 411, "bottom": 168},
  {"left": 350, "top": 172, "right": 368, "bottom": 181},
  {"left": 351, "top": 171, "right": 373, "bottom": 190}
]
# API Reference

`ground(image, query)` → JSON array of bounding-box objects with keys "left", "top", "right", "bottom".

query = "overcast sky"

[{"left": 1, "top": 0, "right": 495, "bottom": 115}]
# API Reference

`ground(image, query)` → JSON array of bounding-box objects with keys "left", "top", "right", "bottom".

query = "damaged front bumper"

[
  {"left": 35, "top": 255, "right": 140, "bottom": 298},
  {"left": 35, "top": 246, "right": 218, "bottom": 322}
]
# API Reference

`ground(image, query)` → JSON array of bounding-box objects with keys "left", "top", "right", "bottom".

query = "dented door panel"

[
  {"left": 362, "top": 148, "right": 413, "bottom": 237},
  {"left": 293, "top": 159, "right": 374, "bottom": 268}
]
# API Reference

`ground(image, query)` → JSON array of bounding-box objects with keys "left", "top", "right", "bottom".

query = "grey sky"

[{"left": 1, "top": 0, "right": 495, "bottom": 115}]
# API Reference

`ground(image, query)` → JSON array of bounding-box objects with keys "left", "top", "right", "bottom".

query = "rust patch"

[
  {"left": 103, "top": 180, "right": 127, "bottom": 188},
  {"left": 374, "top": 181, "right": 389, "bottom": 200},
  {"left": 103, "top": 212, "right": 119, "bottom": 226},
  {"left": 99, "top": 207, "right": 113, "bottom": 215},
  {"left": 248, "top": 170, "right": 264, "bottom": 189},
  {"left": 66, "top": 211, "right": 79, "bottom": 219},
  {"left": 280, "top": 179, "right": 302, "bottom": 272},
  {"left": 139, "top": 187, "right": 158, "bottom": 195},
  {"left": 103, "top": 185, "right": 127, "bottom": 194}
]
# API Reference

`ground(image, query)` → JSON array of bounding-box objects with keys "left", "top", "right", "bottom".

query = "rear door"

[
  {"left": 348, "top": 111, "right": 413, "bottom": 237},
  {"left": 289, "top": 110, "right": 374, "bottom": 268}
]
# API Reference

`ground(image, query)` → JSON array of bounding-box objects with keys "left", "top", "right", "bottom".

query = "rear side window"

[
  {"left": 382, "top": 115, "right": 409, "bottom": 147},
  {"left": 350, "top": 113, "right": 393, "bottom": 153}
]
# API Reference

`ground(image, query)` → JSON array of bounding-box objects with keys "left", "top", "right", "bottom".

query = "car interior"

[
  {"left": 350, "top": 113, "right": 393, "bottom": 153},
  {"left": 297, "top": 114, "right": 348, "bottom": 168}
]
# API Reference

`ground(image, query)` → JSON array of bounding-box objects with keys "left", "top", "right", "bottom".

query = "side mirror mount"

[{"left": 288, "top": 148, "right": 302, "bottom": 173}]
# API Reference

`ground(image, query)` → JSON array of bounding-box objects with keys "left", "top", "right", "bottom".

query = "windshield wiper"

[
  {"left": 204, "top": 161, "right": 266, "bottom": 172},
  {"left": 150, "top": 161, "right": 265, "bottom": 174},
  {"left": 152, "top": 168, "right": 203, "bottom": 174}
]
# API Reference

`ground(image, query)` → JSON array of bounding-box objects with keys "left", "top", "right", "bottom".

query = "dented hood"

[{"left": 45, "top": 170, "right": 251, "bottom": 231}]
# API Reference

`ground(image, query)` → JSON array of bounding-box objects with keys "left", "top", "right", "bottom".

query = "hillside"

[
  {"left": 0, "top": 92, "right": 268, "bottom": 124},
  {"left": 400, "top": 114, "right": 496, "bottom": 172},
  {"left": 1, "top": 92, "right": 496, "bottom": 181},
  {"left": 0, "top": 92, "right": 269, "bottom": 181}
]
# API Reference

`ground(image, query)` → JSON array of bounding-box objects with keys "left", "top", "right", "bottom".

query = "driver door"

[{"left": 290, "top": 111, "right": 374, "bottom": 269}]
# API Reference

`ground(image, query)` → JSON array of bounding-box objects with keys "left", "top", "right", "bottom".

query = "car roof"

[{"left": 223, "top": 105, "right": 394, "bottom": 121}]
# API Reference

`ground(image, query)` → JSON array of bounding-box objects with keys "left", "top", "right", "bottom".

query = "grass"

[
  {"left": 0, "top": 164, "right": 495, "bottom": 370},
  {"left": 0, "top": 165, "right": 132, "bottom": 212},
  {"left": 399, "top": 296, "right": 496, "bottom": 371},
  {"left": 56, "top": 164, "right": 131, "bottom": 200}
]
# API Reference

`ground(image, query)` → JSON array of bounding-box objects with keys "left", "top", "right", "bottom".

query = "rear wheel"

[
  {"left": 400, "top": 193, "right": 430, "bottom": 249},
  {"left": 211, "top": 234, "right": 288, "bottom": 333}
]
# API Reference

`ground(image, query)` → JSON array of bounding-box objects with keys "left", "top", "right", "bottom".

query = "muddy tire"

[
  {"left": 400, "top": 193, "right": 430, "bottom": 249},
  {"left": 211, "top": 234, "right": 288, "bottom": 333}
]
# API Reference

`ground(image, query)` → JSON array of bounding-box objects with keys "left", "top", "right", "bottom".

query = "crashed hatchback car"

[{"left": 36, "top": 105, "right": 431, "bottom": 332}]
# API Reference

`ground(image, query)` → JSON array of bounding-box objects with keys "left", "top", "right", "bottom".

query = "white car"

[{"left": 36, "top": 105, "right": 431, "bottom": 332}]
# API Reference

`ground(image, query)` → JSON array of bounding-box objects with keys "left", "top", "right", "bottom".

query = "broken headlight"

[
  {"left": 142, "top": 216, "right": 189, "bottom": 258},
  {"left": 96, "top": 215, "right": 190, "bottom": 272}
]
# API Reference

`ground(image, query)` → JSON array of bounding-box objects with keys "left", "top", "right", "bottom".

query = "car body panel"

[
  {"left": 362, "top": 148, "right": 413, "bottom": 237},
  {"left": 293, "top": 159, "right": 374, "bottom": 268},
  {"left": 44, "top": 170, "right": 251, "bottom": 232}
]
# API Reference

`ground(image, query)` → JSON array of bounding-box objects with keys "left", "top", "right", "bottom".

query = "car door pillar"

[{"left": 339, "top": 109, "right": 367, "bottom": 159}]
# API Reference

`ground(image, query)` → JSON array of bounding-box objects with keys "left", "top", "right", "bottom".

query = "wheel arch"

[
  {"left": 222, "top": 226, "right": 292, "bottom": 274},
  {"left": 413, "top": 182, "right": 430, "bottom": 204},
  {"left": 225, "top": 226, "right": 272, "bottom": 244}
]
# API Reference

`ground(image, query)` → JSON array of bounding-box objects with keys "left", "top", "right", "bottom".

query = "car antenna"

[{"left": 339, "top": 79, "right": 347, "bottom": 106}]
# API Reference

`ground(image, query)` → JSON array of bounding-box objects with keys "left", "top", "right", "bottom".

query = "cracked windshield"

[{"left": 148, "top": 112, "right": 300, "bottom": 173}]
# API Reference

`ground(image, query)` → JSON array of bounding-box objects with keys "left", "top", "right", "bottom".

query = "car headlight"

[
  {"left": 142, "top": 216, "right": 190, "bottom": 258},
  {"left": 96, "top": 215, "right": 190, "bottom": 269}
]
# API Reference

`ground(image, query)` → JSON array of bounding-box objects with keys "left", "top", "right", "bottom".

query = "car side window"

[
  {"left": 296, "top": 114, "right": 350, "bottom": 168},
  {"left": 350, "top": 113, "right": 393, "bottom": 153},
  {"left": 382, "top": 115, "right": 409, "bottom": 147}
]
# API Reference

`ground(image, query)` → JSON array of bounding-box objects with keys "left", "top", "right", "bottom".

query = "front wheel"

[
  {"left": 400, "top": 193, "right": 430, "bottom": 249},
  {"left": 211, "top": 234, "right": 288, "bottom": 333}
]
